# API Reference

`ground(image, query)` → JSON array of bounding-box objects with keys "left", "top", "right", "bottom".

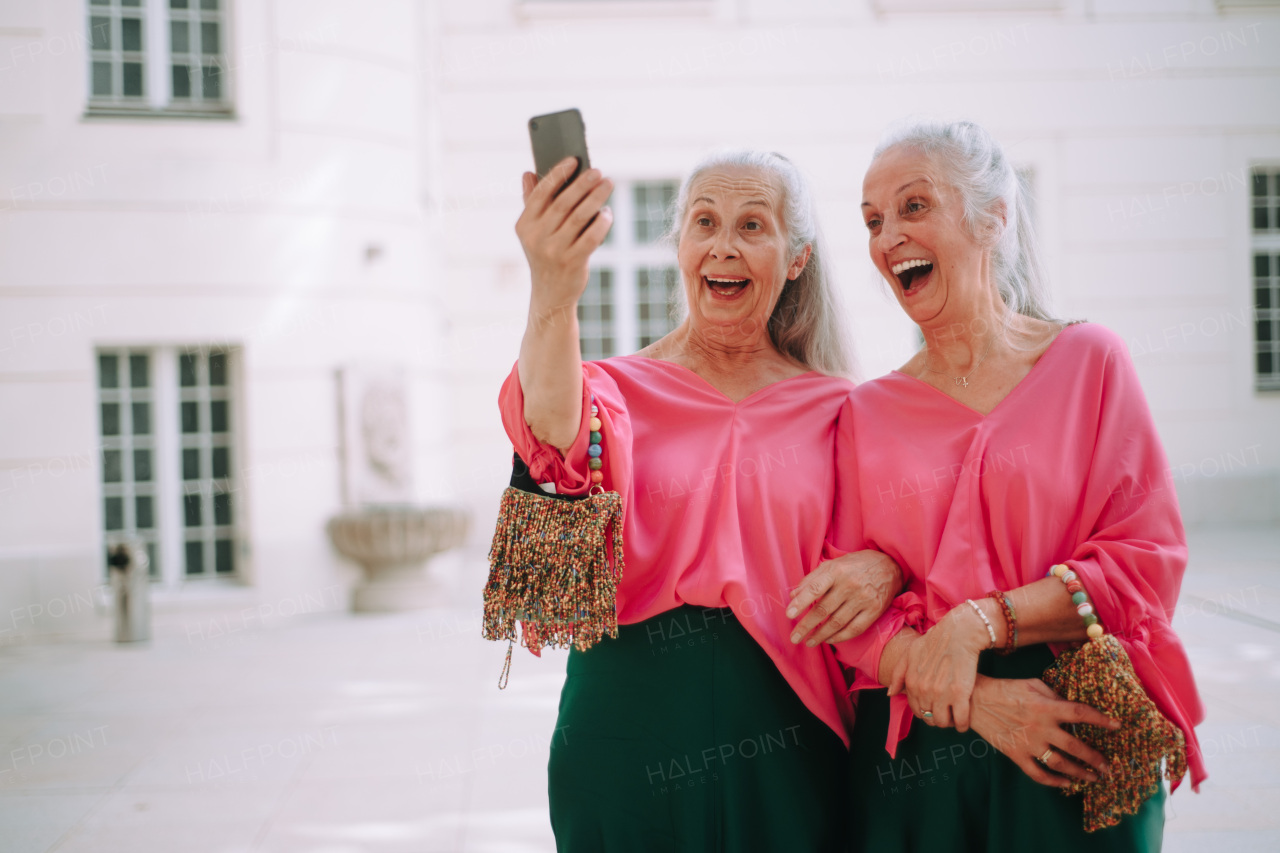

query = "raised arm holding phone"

[{"left": 515, "top": 154, "right": 613, "bottom": 453}]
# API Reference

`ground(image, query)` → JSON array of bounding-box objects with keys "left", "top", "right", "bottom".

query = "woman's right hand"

[
  {"left": 888, "top": 603, "right": 991, "bottom": 731},
  {"left": 515, "top": 157, "right": 614, "bottom": 313},
  {"left": 968, "top": 674, "right": 1118, "bottom": 788},
  {"left": 787, "top": 550, "right": 903, "bottom": 646}
]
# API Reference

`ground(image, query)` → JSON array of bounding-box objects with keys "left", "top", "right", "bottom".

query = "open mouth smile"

[
  {"left": 705, "top": 276, "right": 750, "bottom": 298},
  {"left": 891, "top": 258, "right": 934, "bottom": 294}
]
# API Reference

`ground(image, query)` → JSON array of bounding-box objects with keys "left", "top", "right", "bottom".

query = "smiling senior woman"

[
  {"left": 794, "top": 118, "right": 1206, "bottom": 851},
  {"left": 499, "top": 151, "right": 900, "bottom": 851}
]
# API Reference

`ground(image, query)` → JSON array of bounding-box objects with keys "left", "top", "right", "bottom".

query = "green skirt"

[
  {"left": 548, "top": 604, "right": 848, "bottom": 853},
  {"left": 848, "top": 645, "right": 1166, "bottom": 853}
]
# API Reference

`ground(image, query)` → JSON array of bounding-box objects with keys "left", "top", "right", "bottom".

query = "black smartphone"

[{"left": 529, "top": 108, "right": 590, "bottom": 193}]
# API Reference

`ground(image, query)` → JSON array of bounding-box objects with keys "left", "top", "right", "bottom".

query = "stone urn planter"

[{"left": 326, "top": 506, "right": 471, "bottom": 612}]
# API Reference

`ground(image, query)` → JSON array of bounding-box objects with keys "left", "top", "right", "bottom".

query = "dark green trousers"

[
  {"left": 548, "top": 605, "right": 848, "bottom": 853},
  {"left": 849, "top": 645, "right": 1166, "bottom": 852}
]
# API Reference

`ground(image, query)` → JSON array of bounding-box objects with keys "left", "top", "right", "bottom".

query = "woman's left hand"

[
  {"left": 968, "top": 675, "right": 1116, "bottom": 787},
  {"left": 887, "top": 602, "right": 993, "bottom": 732},
  {"left": 787, "top": 550, "right": 903, "bottom": 646}
]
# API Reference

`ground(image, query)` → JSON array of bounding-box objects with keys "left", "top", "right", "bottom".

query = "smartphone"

[{"left": 529, "top": 108, "right": 590, "bottom": 193}]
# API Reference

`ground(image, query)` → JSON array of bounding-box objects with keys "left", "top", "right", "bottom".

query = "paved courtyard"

[{"left": 1, "top": 525, "right": 1278, "bottom": 852}]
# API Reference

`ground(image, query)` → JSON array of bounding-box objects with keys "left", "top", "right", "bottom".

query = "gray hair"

[
  {"left": 667, "top": 149, "right": 853, "bottom": 378},
  {"left": 873, "top": 118, "right": 1055, "bottom": 322}
]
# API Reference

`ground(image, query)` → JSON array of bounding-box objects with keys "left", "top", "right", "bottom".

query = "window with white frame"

[
  {"left": 168, "top": 0, "right": 226, "bottom": 104},
  {"left": 87, "top": 0, "right": 231, "bottom": 116},
  {"left": 179, "top": 349, "right": 238, "bottom": 576},
  {"left": 637, "top": 266, "right": 678, "bottom": 348},
  {"left": 87, "top": 0, "right": 146, "bottom": 104},
  {"left": 98, "top": 346, "right": 242, "bottom": 586},
  {"left": 1254, "top": 167, "right": 1280, "bottom": 391},
  {"left": 99, "top": 350, "right": 160, "bottom": 577},
  {"left": 578, "top": 269, "right": 616, "bottom": 360},
  {"left": 579, "top": 179, "right": 680, "bottom": 359}
]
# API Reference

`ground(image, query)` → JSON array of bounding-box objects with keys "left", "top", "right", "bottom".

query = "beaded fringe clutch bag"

[
  {"left": 482, "top": 405, "right": 625, "bottom": 688},
  {"left": 1042, "top": 634, "right": 1188, "bottom": 832}
]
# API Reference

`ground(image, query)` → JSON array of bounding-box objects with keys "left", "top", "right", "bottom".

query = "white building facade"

[{"left": 1, "top": 0, "right": 1277, "bottom": 641}]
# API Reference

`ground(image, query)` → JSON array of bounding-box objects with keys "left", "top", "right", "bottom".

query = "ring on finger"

[
  {"left": 1038, "top": 748, "right": 1054, "bottom": 764},
  {"left": 920, "top": 710, "right": 933, "bottom": 719}
]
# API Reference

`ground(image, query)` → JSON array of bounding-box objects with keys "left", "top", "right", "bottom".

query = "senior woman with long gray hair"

[
  {"left": 789, "top": 118, "right": 1206, "bottom": 850},
  {"left": 500, "top": 150, "right": 902, "bottom": 850}
]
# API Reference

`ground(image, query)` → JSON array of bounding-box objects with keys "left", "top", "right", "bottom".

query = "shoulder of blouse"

[
  {"left": 794, "top": 371, "right": 857, "bottom": 396},
  {"left": 1054, "top": 322, "right": 1137, "bottom": 380},
  {"left": 1057, "top": 320, "right": 1130, "bottom": 357},
  {"left": 847, "top": 370, "right": 908, "bottom": 405}
]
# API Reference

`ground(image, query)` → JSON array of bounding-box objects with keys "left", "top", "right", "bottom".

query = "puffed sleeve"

[
  {"left": 498, "top": 361, "right": 633, "bottom": 502},
  {"left": 825, "top": 396, "right": 909, "bottom": 689},
  {"left": 1060, "top": 333, "right": 1206, "bottom": 789}
]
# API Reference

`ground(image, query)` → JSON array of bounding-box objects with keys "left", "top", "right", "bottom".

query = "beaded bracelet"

[
  {"left": 1047, "top": 563, "right": 1104, "bottom": 640},
  {"left": 587, "top": 396, "right": 604, "bottom": 493},
  {"left": 986, "top": 590, "right": 1017, "bottom": 655},
  {"left": 964, "top": 599, "right": 997, "bottom": 650}
]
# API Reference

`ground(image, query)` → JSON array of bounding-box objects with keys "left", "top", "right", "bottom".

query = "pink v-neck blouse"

[
  {"left": 499, "top": 357, "right": 858, "bottom": 745},
  {"left": 827, "top": 323, "right": 1206, "bottom": 789}
]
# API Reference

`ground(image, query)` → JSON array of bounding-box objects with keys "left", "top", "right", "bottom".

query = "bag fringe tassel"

[
  {"left": 1042, "top": 635, "right": 1188, "bottom": 832},
  {"left": 482, "top": 486, "right": 624, "bottom": 685}
]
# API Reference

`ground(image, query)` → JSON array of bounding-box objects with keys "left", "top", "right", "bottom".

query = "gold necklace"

[{"left": 920, "top": 333, "right": 996, "bottom": 389}]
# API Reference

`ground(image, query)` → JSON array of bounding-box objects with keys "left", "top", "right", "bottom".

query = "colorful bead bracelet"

[
  {"left": 587, "top": 396, "right": 604, "bottom": 492},
  {"left": 986, "top": 590, "right": 1018, "bottom": 654},
  {"left": 1047, "top": 563, "right": 1104, "bottom": 640}
]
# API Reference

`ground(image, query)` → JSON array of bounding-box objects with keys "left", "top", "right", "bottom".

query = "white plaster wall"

[
  {"left": 0, "top": 0, "right": 449, "bottom": 641},
  {"left": 436, "top": 0, "right": 1280, "bottom": 532},
  {"left": 1, "top": 0, "right": 1277, "bottom": 645}
]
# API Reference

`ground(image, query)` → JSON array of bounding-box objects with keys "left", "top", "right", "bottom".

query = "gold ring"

[{"left": 1039, "top": 748, "right": 1054, "bottom": 764}]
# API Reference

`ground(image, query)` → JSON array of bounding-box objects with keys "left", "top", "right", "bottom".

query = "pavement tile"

[
  {"left": 0, "top": 529, "right": 1276, "bottom": 851},
  {"left": 1164, "top": 829, "right": 1280, "bottom": 853},
  {"left": 0, "top": 793, "right": 103, "bottom": 853}
]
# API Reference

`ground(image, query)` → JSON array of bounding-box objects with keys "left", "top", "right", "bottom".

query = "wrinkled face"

[
  {"left": 676, "top": 165, "right": 809, "bottom": 342},
  {"left": 861, "top": 146, "right": 992, "bottom": 328}
]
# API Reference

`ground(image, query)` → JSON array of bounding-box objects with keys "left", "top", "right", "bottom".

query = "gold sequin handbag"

[
  {"left": 1040, "top": 566, "right": 1187, "bottom": 832},
  {"left": 482, "top": 405, "right": 624, "bottom": 688}
]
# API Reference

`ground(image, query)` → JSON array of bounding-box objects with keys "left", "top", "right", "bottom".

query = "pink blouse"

[
  {"left": 499, "top": 357, "right": 858, "bottom": 745},
  {"left": 828, "top": 323, "right": 1206, "bottom": 790}
]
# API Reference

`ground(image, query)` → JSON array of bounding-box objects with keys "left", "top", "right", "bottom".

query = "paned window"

[
  {"left": 578, "top": 269, "right": 616, "bottom": 361},
  {"left": 88, "top": 0, "right": 148, "bottom": 103},
  {"left": 98, "top": 350, "right": 160, "bottom": 577},
  {"left": 97, "top": 347, "right": 241, "bottom": 585},
  {"left": 86, "top": 0, "right": 231, "bottom": 116},
  {"left": 1254, "top": 168, "right": 1280, "bottom": 391},
  {"left": 179, "top": 349, "right": 237, "bottom": 576},
  {"left": 633, "top": 181, "right": 677, "bottom": 245},
  {"left": 581, "top": 179, "right": 680, "bottom": 359},
  {"left": 167, "top": 0, "right": 225, "bottom": 104},
  {"left": 637, "top": 266, "right": 678, "bottom": 348}
]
